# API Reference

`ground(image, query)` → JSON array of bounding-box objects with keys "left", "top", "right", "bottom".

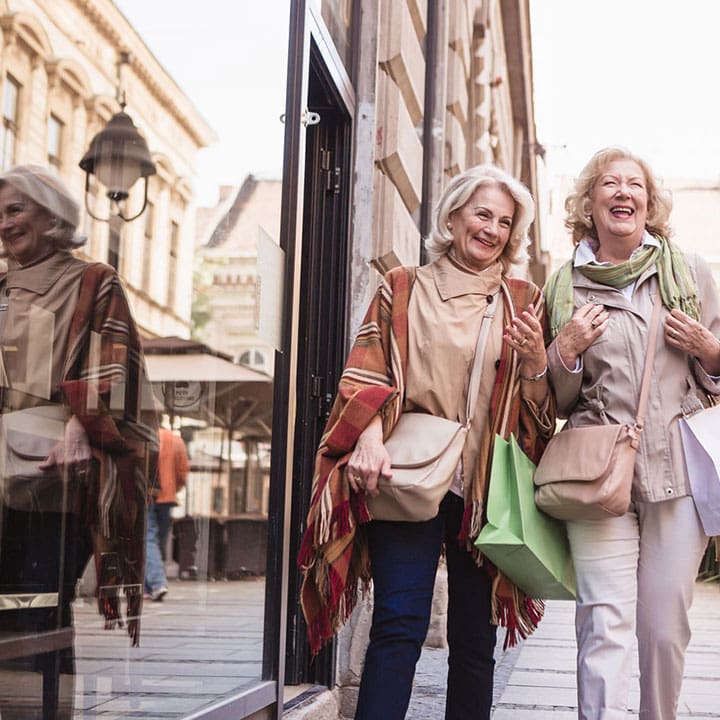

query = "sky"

[
  {"left": 114, "top": 1, "right": 720, "bottom": 206},
  {"left": 114, "top": 0, "right": 290, "bottom": 207},
  {"left": 530, "top": 1, "right": 720, "bottom": 182}
]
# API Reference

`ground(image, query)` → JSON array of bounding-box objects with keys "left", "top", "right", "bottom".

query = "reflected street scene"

[{"left": 0, "top": 0, "right": 287, "bottom": 717}]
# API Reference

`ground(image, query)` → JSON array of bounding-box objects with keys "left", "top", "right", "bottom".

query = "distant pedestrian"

[
  {"left": 145, "top": 425, "right": 190, "bottom": 601},
  {"left": 543, "top": 146, "right": 720, "bottom": 719}
]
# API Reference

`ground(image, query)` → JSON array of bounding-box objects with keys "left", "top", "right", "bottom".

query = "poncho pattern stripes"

[{"left": 298, "top": 265, "right": 554, "bottom": 654}]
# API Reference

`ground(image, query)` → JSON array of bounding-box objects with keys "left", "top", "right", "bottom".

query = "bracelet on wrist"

[{"left": 519, "top": 365, "right": 548, "bottom": 382}]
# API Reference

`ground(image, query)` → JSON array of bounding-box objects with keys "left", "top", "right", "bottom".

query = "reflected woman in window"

[{"left": 0, "top": 165, "right": 157, "bottom": 718}]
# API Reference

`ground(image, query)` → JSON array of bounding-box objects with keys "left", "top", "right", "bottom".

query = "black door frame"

[
  {"left": 284, "top": 39, "right": 353, "bottom": 687},
  {"left": 264, "top": 2, "right": 356, "bottom": 718}
]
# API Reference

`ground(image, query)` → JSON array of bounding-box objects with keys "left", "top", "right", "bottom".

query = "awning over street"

[{"left": 142, "top": 337, "right": 273, "bottom": 439}]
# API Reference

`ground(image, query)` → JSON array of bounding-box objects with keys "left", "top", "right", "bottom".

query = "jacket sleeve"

[{"left": 546, "top": 337, "right": 584, "bottom": 419}]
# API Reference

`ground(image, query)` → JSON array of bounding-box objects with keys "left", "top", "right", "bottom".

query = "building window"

[
  {"left": 141, "top": 200, "right": 154, "bottom": 293},
  {"left": 167, "top": 220, "right": 179, "bottom": 309},
  {"left": 239, "top": 348, "right": 268, "bottom": 372},
  {"left": 47, "top": 114, "right": 63, "bottom": 169},
  {"left": 1, "top": 76, "right": 20, "bottom": 171}
]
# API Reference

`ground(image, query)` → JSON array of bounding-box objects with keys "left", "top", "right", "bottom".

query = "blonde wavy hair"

[
  {"left": 425, "top": 164, "right": 535, "bottom": 273},
  {"left": 564, "top": 146, "right": 673, "bottom": 245}
]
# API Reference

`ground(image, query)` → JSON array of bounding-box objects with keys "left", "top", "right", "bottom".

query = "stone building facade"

[
  {"left": 194, "top": 175, "right": 282, "bottom": 373},
  {"left": 0, "top": 0, "right": 215, "bottom": 337}
]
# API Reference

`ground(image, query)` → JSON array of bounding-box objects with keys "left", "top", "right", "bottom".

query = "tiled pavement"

[
  {"left": 408, "top": 580, "right": 720, "bottom": 719},
  {"left": 71, "top": 578, "right": 266, "bottom": 718},
  {"left": 4, "top": 577, "right": 715, "bottom": 717}
]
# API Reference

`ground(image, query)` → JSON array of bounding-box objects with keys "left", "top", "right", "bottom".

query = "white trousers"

[{"left": 566, "top": 496, "right": 708, "bottom": 720}]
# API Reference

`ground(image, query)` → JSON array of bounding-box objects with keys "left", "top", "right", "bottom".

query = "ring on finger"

[
  {"left": 671, "top": 329, "right": 679, "bottom": 338},
  {"left": 520, "top": 337, "right": 528, "bottom": 347},
  {"left": 591, "top": 319, "right": 598, "bottom": 328}
]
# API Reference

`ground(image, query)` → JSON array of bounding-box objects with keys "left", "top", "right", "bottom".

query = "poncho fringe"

[{"left": 299, "top": 266, "right": 553, "bottom": 654}]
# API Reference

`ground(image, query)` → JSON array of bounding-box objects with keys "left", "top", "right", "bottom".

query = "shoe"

[{"left": 150, "top": 586, "right": 168, "bottom": 602}]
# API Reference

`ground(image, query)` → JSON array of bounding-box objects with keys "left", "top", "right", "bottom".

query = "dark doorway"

[{"left": 285, "top": 43, "right": 352, "bottom": 686}]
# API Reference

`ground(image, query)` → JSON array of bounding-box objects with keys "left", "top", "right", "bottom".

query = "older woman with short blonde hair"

[
  {"left": 427, "top": 163, "right": 536, "bottom": 269},
  {"left": 544, "top": 146, "right": 720, "bottom": 719},
  {"left": 301, "top": 164, "right": 554, "bottom": 720},
  {"left": 563, "top": 145, "right": 673, "bottom": 245}
]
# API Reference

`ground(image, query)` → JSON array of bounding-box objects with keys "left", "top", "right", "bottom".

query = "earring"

[{"left": 446, "top": 222, "right": 452, "bottom": 231}]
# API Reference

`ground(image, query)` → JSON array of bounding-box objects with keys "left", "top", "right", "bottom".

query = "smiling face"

[
  {"left": 0, "top": 185, "right": 55, "bottom": 265},
  {"left": 589, "top": 159, "right": 648, "bottom": 247},
  {"left": 448, "top": 183, "right": 515, "bottom": 272}
]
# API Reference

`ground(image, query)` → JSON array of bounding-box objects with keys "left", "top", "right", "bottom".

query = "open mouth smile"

[{"left": 472, "top": 234, "right": 495, "bottom": 248}]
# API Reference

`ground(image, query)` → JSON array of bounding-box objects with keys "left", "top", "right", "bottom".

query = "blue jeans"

[
  {"left": 355, "top": 493, "right": 497, "bottom": 720},
  {"left": 145, "top": 502, "right": 168, "bottom": 593}
]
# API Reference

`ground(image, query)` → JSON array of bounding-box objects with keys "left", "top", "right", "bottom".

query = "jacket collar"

[
  {"left": 431, "top": 252, "right": 503, "bottom": 301},
  {"left": 4, "top": 250, "right": 78, "bottom": 295}
]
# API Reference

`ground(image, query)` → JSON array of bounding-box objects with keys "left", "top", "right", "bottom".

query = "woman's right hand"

[
  {"left": 346, "top": 415, "right": 392, "bottom": 497},
  {"left": 556, "top": 302, "right": 609, "bottom": 368}
]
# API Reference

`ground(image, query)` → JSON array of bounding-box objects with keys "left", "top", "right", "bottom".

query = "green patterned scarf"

[{"left": 544, "top": 235, "right": 700, "bottom": 338}]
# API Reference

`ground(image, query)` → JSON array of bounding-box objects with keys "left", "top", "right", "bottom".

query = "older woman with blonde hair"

[
  {"left": 544, "top": 146, "right": 720, "bottom": 719},
  {"left": 300, "top": 164, "right": 554, "bottom": 719}
]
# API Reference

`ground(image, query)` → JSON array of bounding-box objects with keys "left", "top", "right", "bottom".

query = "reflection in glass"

[
  {"left": 322, "top": 0, "right": 354, "bottom": 70},
  {"left": 0, "top": 165, "right": 156, "bottom": 718},
  {"left": 0, "top": 0, "right": 288, "bottom": 714}
]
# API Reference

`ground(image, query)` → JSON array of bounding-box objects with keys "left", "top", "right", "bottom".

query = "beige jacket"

[{"left": 547, "top": 253, "right": 720, "bottom": 503}]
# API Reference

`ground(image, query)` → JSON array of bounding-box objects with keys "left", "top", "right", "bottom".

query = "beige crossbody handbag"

[
  {"left": 0, "top": 283, "right": 70, "bottom": 512},
  {"left": 534, "top": 299, "right": 662, "bottom": 521},
  {"left": 367, "top": 300, "right": 497, "bottom": 522}
]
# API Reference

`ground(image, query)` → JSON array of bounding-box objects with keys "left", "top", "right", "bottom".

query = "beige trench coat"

[{"left": 547, "top": 253, "right": 720, "bottom": 503}]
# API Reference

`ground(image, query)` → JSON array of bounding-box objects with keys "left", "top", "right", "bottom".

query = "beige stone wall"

[
  {"left": 363, "top": 0, "right": 540, "bottom": 323},
  {"left": 668, "top": 181, "right": 720, "bottom": 285},
  {"left": 0, "top": 0, "right": 214, "bottom": 337}
]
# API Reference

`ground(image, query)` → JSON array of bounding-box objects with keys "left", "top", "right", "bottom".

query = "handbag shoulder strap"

[
  {"left": 635, "top": 297, "right": 663, "bottom": 430},
  {"left": 465, "top": 299, "right": 497, "bottom": 425}
]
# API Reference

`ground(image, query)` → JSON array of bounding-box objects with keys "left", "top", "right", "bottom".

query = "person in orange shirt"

[{"left": 145, "top": 426, "right": 190, "bottom": 600}]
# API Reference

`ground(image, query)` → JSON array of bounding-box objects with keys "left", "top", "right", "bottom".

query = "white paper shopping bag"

[{"left": 679, "top": 404, "right": 720, "bottom": 536}]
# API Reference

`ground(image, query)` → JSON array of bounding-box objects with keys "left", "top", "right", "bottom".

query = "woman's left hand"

[
  {"left": 504, "top": 303, "right": 547, "bottom": 375},
  {"left": 665, "top": 308, "right": 720, "bottom": 375},
  {"left": 39, "top": 415, "right": 92, "bottom": 470}
]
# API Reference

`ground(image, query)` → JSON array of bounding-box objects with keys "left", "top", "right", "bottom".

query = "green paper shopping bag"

[{"left": 475, "top": 434, "right": 576, "bottom": 600}]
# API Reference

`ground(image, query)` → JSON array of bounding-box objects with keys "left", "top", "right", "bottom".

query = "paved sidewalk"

[{"left": 408, "top": 581, "right": 720, "bottom": 719}]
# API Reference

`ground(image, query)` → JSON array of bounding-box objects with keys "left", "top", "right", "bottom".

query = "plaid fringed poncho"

[
  {"left": 298, "top": 266, "right": 554, "bottom": 654},
  {"left": 60, "top": 262, "right": 158, "bottom": 646}
]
